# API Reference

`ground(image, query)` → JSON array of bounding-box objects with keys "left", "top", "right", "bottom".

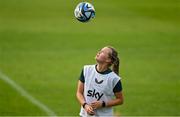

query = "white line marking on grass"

[{"left": 0, "top": 70, "right": 57, "bottom": 116}]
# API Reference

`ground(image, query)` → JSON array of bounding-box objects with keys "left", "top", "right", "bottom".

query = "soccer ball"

[{"left": 74, "top": 2, "right": 95, "bottom": 22}]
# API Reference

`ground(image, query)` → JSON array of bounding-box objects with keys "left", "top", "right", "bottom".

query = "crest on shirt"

[{"left": 95, "top": 78, "right": 103, "bottom": 84}]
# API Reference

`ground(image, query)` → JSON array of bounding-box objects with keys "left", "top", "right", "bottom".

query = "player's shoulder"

[
  {"left": 82, "top": 64, "right": 95, "bottom": 77},
  {"left": 109, "top": 72, "right": 122, "bottom": 87},
  {"left": 110, "top": 71, "right": 121, "bottom": 80},
  {"left": 83, "top": 64, "right": 95, "bottom": 70}
]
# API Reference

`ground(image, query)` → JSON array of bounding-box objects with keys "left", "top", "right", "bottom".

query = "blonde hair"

[{"left": 107, "top": 46, "right": 120, "bottom": 75}]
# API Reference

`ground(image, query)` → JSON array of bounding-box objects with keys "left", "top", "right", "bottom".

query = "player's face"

[{"left": 95, "top": 47, "right": 112, "bottom": 64}]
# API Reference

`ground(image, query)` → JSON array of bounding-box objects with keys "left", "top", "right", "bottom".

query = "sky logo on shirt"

[{"left": 87, "top": 89, "right": 104, "bottom": 100}]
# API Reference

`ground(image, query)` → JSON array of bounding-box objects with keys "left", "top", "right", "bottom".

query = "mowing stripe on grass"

[{"left": 0, "top": 70, "right": 57, "bottom": 116}]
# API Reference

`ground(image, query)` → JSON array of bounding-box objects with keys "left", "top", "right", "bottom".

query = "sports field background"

[{"left": 0, "top": 0, "right": 179, "bottom": 116}]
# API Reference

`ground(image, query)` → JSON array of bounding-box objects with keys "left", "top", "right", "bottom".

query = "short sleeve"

[
  {"left": 79, "top": 69, "right": 85, "bottom": 83},
  {"left": 113, "top": 80, "right": 122, "bottom": 93}
]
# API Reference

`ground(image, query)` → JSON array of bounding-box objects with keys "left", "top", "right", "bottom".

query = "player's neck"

[{"left": 96, "top": 64, "right": 109, "bottom": 73}]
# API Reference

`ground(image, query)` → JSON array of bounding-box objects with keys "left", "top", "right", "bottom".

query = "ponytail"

[
  {"left": 112, "top": 57, "right": 119, "bottom": 75},
  {"left": 107, "top": 46, "right": 120, "bottom": 75}
]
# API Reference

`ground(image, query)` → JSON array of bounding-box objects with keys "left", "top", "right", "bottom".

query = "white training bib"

[{"left": 80, "top": 65, "right": 121, "bottom": 117}]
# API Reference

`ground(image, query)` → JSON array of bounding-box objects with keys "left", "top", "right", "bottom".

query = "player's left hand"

[{"left": 90, "top": 101, "right": 102, "bottom": 109}]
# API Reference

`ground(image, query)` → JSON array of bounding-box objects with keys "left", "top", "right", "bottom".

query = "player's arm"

[
  {"left": 76, "top": 69, "right": 95, "bottom": 115},
  {"left": 76, "top": 80, "right": 85, "bottom": 105},
  {"left": 106, "top": 91, "right": 123, "bottom": 107},
  {"left": 106, "top": 80, "right": 124, "bottom": 107},
  {"left": 76, "top": 69, "right": 86, "bottom": 105}
]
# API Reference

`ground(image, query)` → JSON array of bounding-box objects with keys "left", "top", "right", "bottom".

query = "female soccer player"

[{"left": 76, "top": 46, "right": 124, "bottom": 116}]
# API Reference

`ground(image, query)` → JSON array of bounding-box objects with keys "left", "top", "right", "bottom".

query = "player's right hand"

[{"left": 84, "top": 104, "right": 95, "bottom": 115}]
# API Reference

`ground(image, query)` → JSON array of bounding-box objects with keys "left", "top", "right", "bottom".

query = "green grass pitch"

[{"left": 0, "top": 0, "right": 180, "bottom": 116}]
